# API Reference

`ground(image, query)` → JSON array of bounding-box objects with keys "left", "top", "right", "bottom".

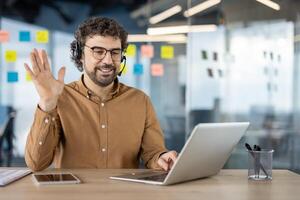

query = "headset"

[{"left": 74, "top": 41, "right": 127, "bottom": 76}]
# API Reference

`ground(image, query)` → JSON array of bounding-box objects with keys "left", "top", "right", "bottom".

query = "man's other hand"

[{"left": 157, "top": 151, "right": 177, "bottom": 171}]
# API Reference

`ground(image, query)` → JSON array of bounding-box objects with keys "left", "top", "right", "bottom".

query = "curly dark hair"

[{"left": 70, "top": 17, "right": 128, "bottom": 71}]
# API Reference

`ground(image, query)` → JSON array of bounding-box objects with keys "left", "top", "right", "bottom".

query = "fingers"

[
  {"left": 30, "top": 51, "right": 41, "bottom": 75},
  {"left": 30, "top": 48, "right": 48, "bottom": 74},
  {"left": 157, "top": 158, "right": 169, "bottom": 171},
  {"left": 58, "top": 67, "right": 66, "bottom": 83},
  {"left": 24, "top": 63, "right": 35, "bottom": 80},
  {"left": 33, "top": 48, "right": 44, "bottom": 70},
  {"left": 159, "top": 151, "right": 178, "bottom": 171},
  {"left": 169, "top": 151, "right": 178, "bottom": 163},
  {"left": 41, "top": 49, "right": 51, "bottom": 71}
]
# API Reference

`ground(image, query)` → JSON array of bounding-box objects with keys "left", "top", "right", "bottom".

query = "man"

[{"left": 24, "top": 17, "right": 177, "bottom": 172}]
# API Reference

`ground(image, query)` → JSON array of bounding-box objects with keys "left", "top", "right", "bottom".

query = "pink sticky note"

[
  {"left": 141, "top": 45, "right": 154, "bottom": 58},
  {"left": 0, "top": 31, "right": 9, "bottom": 42},
  {"left": 151, "top": 63, "right": 164, "bottom": 77}
]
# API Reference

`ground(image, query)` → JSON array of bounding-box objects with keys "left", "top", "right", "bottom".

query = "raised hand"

[{"left": 24, "top": 49, "right": 66, "bottom": 112}]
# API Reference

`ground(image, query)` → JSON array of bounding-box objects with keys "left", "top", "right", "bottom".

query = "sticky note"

[
  {"left": 141, "top": 45, "right": 154, "bottom": 58},
  {"left": 161, "top": 46, "right": 174, "bottom": 59},
  {"left": 119, "top": 63, "right": 128, "bottom": 75},
  {"left": 25, "top": 72, "right": 32, "bottom": 81},
  {"left": 207, "top": 68, "right": 213, "bottom": 78},
  {"left": 7, "top": 72, "right": 19, "bottom": 83},
  {"left": 0, "top": 30, "right": 9, "bottom": 42},
  {"left": 213, "top": 52, "right": 218, "bottom": 61},
  {"left": 5, "top": 51, "right": 17, "bottom": 62},
  {"left": 19, "top": 31, "right": 31, "bottom": 42},
  {"left": 133, "top": 64, "right": 143, "bottom": 75},
  {"left": 36, "top": 30, "right": 49, "bottom": 43},
  {"left": 201, "top": 50, "right": 208, "bottom": 60},
  {"left": 151, "top": 64, "right": 164, "bottom": 77},
  {"left": 126, "top": 44, "right": 136, "bottom": 57}
]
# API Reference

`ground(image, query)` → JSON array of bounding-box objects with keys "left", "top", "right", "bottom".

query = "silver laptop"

[{"left": 110, "top": 122, "right": 250, "bottom": 185}]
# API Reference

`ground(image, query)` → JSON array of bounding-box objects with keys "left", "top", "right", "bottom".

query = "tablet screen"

[{"left": 34, "top": 173, "right": 79, "bottom": 183}]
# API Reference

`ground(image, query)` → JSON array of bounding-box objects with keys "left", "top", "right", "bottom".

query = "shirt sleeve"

[
  {"left": 24, "top": 105, "right": 62, "bottom": 171},
  {"left": 141, "top": 95, "right": 168, "bottom": 169}
]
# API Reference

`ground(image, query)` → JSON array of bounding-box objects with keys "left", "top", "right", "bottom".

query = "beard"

[{"left": 85, "top": 64, "right": 118, "bottom": 87}]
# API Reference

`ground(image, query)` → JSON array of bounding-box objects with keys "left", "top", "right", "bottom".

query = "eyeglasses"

[{"left": 85, "top": 45, "right": 123, "bottom": 62}]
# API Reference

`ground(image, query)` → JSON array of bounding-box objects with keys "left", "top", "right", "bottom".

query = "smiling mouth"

[{"left": 97, "top": 68, "right": 115, "bottom": 75}]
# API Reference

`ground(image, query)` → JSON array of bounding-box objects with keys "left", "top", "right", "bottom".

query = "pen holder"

[{"left": 247, "top": 149, "right": 274, "bottom": 180}]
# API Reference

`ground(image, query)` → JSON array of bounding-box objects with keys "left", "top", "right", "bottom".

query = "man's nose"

[{"left": 102, "top": 51, "right": 113, "bottom": 65}]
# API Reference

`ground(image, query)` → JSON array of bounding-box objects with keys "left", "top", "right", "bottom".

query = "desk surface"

[{"left": 1, "top": 169, "right": 299, "bottom": 200}]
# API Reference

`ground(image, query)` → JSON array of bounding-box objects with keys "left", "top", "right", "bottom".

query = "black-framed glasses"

[{"left": 85, "top": 45, "right": 123, "bottom": 62}]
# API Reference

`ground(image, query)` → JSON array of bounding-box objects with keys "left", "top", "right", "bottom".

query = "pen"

[
  {"left": 245, "top": 143, "right": 268, "bottom": 178},
  {"left": 253, "top": 145, "right": 261, "bottom": 178}
]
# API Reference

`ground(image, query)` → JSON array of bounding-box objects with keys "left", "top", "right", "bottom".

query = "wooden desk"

[{"left": 1, "top": 169, "right": 299, "bottom": 200}]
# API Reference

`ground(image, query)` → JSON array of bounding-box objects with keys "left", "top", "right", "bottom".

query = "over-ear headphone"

[
  {"left": 118, "top": 55, "right": 126, "bottom": 76},
  {"left": 74, "top": 41, "right": 82, "bottom": 60}
]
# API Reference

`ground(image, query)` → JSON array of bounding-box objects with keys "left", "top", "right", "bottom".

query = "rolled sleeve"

[
  {"left": 25, "top": 105, "right": 61, "bottom": 171},
  {"left": 141, "top": 96, "right": 168, "bottom": 169}
]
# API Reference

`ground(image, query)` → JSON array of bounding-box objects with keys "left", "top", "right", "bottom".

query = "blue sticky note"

[
  {"left": 19, "top": 31, "right": 30, "bottom": 42},
  {"left": 7, "top": 72, "right": 19, "bottom": 83},
  {"left": 133, "top": 64, "right": 143, "bottom": 75}
]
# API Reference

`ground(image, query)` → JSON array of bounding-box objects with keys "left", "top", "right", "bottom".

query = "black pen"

[
  {"left": 245, "top": 143, "right": 268, "bottom": 178},
  {"left": 253, "top": 145, "right": 261, "bottom": 178}
]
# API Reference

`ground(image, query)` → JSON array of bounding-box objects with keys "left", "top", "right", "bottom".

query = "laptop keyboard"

[
  {"left": 137, "top": 173, "right": 168, "bottom": 182},
  {"left": 0, "top": 169, "right": 31, "bottom": 186}
]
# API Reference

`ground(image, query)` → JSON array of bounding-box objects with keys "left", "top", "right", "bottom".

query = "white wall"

[
  {"left": 227, "top": 21, "right": 294, "bottom": 113},
  {"left": 0, "top": 18, "right": 49, "bottom": 155}
]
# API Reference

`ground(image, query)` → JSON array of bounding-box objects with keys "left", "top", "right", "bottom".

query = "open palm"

[{"left": 24, "top": 49, "right": 66, "bottom": 111}]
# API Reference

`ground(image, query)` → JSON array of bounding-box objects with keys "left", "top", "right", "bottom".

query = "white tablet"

[{"left": 32, "top": 173, "right": 81, "bottom": 185}]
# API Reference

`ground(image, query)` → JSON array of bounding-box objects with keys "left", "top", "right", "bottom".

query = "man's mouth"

[{"left": 96, "top": 67, "right": 115, "bottom": 75}]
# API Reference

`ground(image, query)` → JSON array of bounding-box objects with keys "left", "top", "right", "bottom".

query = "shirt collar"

[{"left": 76, "top": 74, "right": 120, "bottom": 102}]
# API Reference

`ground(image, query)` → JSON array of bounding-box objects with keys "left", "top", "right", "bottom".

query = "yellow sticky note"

[
  {"left": 119, "top": 63, "right": 128, "bottom": 75},
  {"left": 126, "top": 44, "right": 136, "bottom": 57},
  {"left": 36, "top": 30, "right": 49, "bottom": 43},
  {"left": 161, "top": 46, "right": 174, "bottom": 59},
  {"left": 5, "top": 50, "right": 17, "bottom": 62},
  {"left": 25, "top": 72, "right": 32, "bottom": 81}
]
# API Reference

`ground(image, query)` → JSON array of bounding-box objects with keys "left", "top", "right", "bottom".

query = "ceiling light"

[
  {"left": 256, "top": 0, "right": 280, "bottom": 11},
  {"left": 184, "top": 0, "right": 222, "bottom": 17},
  {"left": 149, "top": 5, "right": 182, "bottom": 24},
  {"left": 147, "top": 25, "right": 217, "bottom": 35}
]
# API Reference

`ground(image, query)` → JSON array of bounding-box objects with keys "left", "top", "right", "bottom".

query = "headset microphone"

[{"left": 118, "top": 55, "right": 126, "bottom": 76}]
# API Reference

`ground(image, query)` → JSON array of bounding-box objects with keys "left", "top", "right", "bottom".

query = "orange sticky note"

[
  {"left": 161, "top": 46, "right": 174, "bottom": 59},
  {"left": 36, "top": 30, "right": 49, "bottom": 43},
  {"left": 141, "top": 45, "right": 154, "bottom": 58},
  {"left": 151, "top": 63, "right": 164, "bottom": 76},
  {"left": 0, "top": 31, "right": 9, "bottom": 42}
]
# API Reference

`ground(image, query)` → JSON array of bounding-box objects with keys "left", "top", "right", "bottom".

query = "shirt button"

[
  {"left": 52, "top": 117, "right": 55, "bottom": 122},
  {"left": 44, "top": 118, "right": 49, "bottom": 124},
  {"left": 38, "top": 141, "right": 43, "bottom": 145},
  {"left": 101, "top": 148, "right": 106, "bottom": 152},
  {"left": 101, "top": 103, "right": 104, "bottom": 107},
  {"left": 101, "top": 125, "right": 106, "bottom": 128}
]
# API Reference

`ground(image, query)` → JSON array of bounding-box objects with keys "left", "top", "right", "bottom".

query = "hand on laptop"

[{"left": 157, "top": 151, "right": 177, "bottom": 171}]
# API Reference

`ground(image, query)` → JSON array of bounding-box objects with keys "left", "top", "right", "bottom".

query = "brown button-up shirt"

[{"left": 25, "top": 76, "right": 167, "bottom": 171}]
